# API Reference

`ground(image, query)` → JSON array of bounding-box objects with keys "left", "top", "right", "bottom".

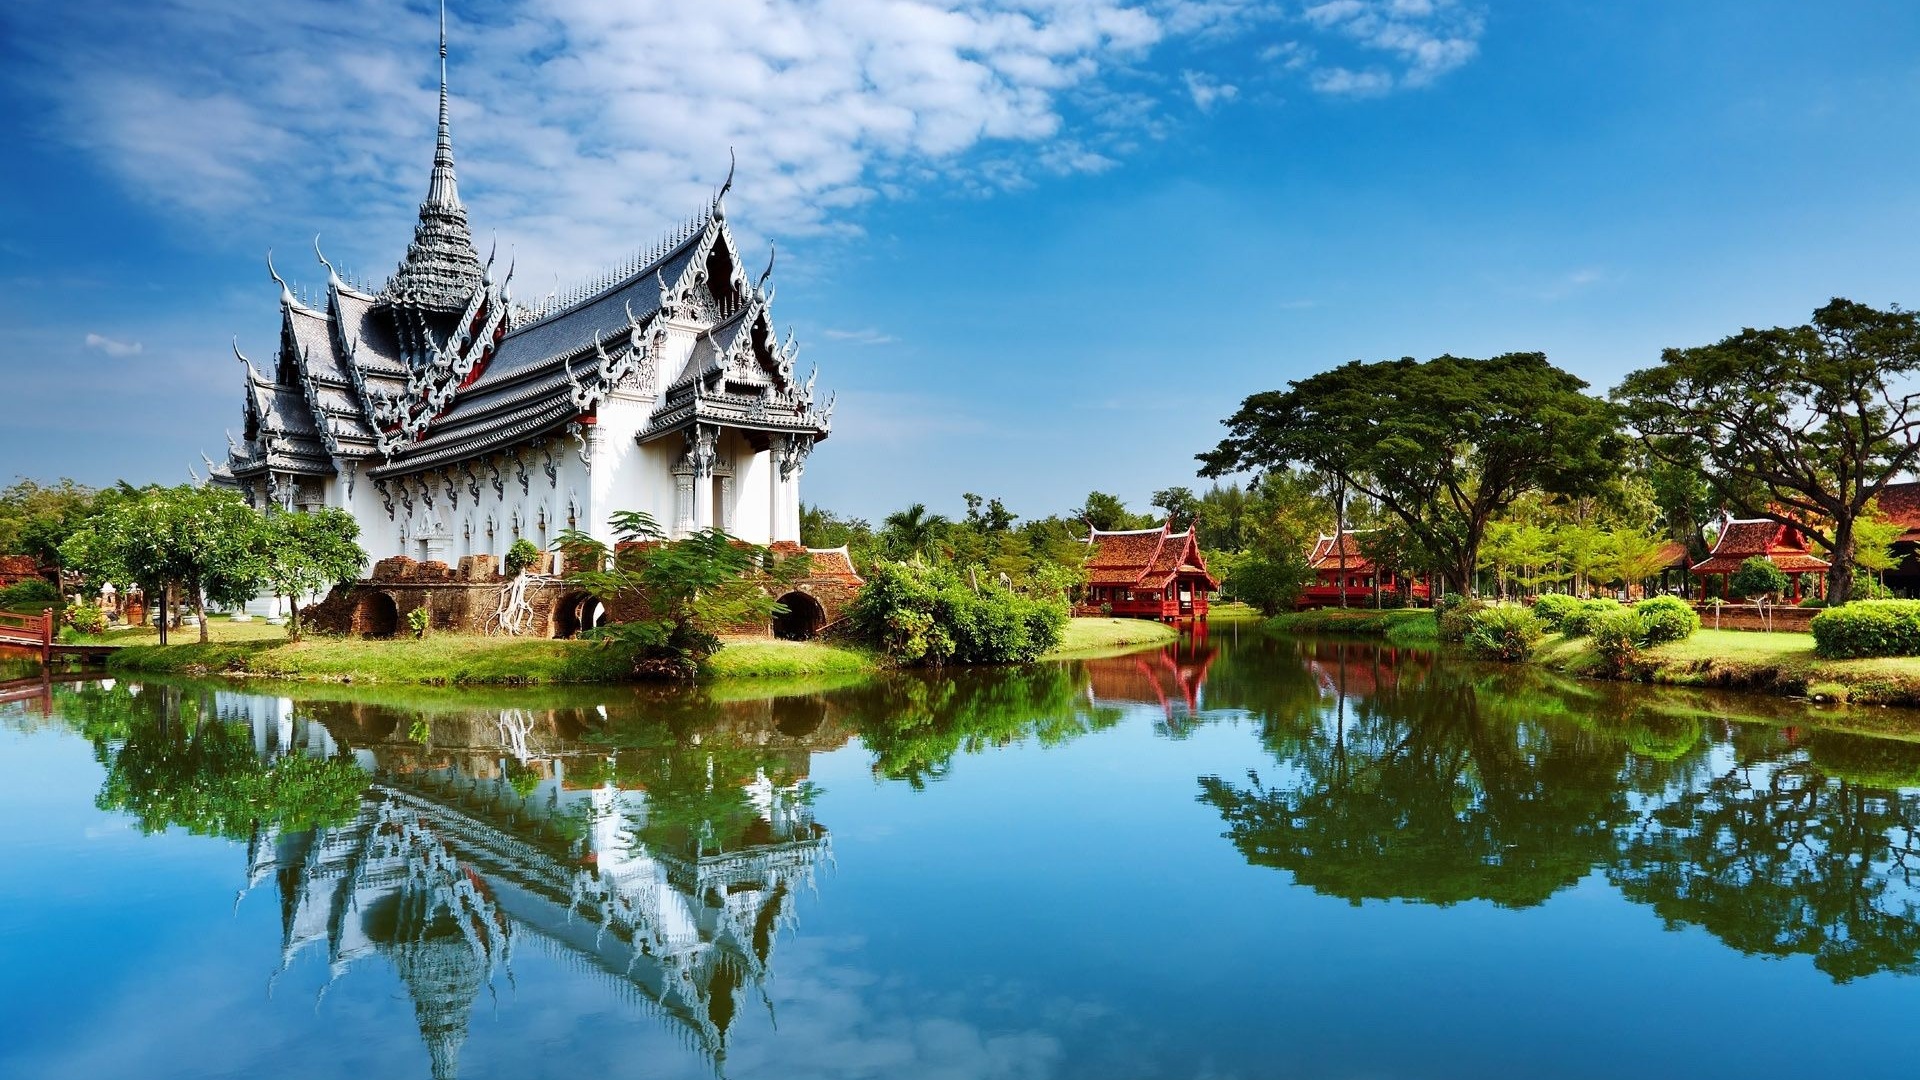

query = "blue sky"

[{"left": 4, "top": 0, "right": 1920, "bottom": 525}]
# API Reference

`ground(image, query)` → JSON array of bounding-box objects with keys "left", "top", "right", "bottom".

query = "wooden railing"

[{"left": 0, "top": 608, "right": 54, "bottom": 664}]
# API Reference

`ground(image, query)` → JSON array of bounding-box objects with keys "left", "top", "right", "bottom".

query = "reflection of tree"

[
  {"left": 1610, "top": 726, "right": 1920, "bottom": 982},
  {"left": 65, "top": 683, "right": 364, "bottom": 839},
  {"left": 1199, "top": 666, "right": 1628, "bottom": 907},
  {"left": 846, "top": 665, "right": 1120, "bottom": 787}
]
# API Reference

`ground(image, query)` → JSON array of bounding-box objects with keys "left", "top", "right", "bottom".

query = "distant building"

[
  {"left": 0, "top": 556, "right": 47, "bottom": 591},
  {"left": 1300, "top": 529, "right": 1430, "bottom": 608},
  {"left": 1079, "top": 522, "right": 1216, "bottom": 621},
  {"left": 1690, "top": 516, "right": 1830, "bottom": 600}
]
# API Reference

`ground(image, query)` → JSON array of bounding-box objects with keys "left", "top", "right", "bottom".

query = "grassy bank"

[
  {"left": 1042, "top": 617, "right": 1180, "bottom": 660},
  {"left": 1537, "top": 627, "right": 1920, "bottom": 706},
  {"left": 106, "top": 634, "right": 639, "bottom": 686},
  {"left": 701, "top": 639, "right": 877, "bottom": 679},
  {"left": 1263, "top": 608, "right": 1440, "bottom": 646}
]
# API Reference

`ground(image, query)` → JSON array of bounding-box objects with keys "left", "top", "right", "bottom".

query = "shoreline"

[
  {"left": 1262, "top": 607, "right": 1920, "bottom": 709},
  {"left": 95, "top": 616, "right": 1182, "bottom": 688}
]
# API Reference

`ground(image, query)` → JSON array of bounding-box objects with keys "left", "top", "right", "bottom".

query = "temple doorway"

[{"left": 772, "top": 591, "right": 826, "bottom": 640}]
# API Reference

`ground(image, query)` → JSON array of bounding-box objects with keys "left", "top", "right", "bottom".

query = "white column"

[{"left": 719, "top": 473, "right": 736, "bottom": 535}]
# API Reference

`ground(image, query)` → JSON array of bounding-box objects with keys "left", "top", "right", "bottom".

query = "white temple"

[{"left": 210, "top": 9, "right": 832, "bottom": 564}]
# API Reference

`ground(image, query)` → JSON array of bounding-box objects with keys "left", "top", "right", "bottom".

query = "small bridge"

[{"left": 0, "top": 609, "right": 118, "bottom": 667}]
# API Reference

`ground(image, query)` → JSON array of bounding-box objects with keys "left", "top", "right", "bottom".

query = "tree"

[
  {"left": 558, "top": 511, "right": 809, "bottom": 679},
  {"left": 1852, "top": 502, "right": 1904, "bottom": 591},
  {"left": 879, "top": 503, "right": 951, "bottom": 560},
  {"left": 962, "top": 493, "right": 1019, "bottom": 534},
  {"left": 1151, "top": 486, "right": 1199, "bottom": 527},
  {"left": 0, "top": 477, "right": 97, "bottom": 566},
  {"left": 1730, "top": 556, "right": 1790, "bottom": 600},
  {"left": 1616, "top": 299, "right": 1920, "bottom": 604},
  {"left": 259, "top": 509, "right": 366, "bottom": 640},
  {"left": 60, "top": 485, "right": 264, "bottom": 643},
  {"left": 1071, "top": 491, "right": 1150, "bottom": 532},
  {"left": 1201, "top": 353, "right": 1623, "bottom": 596}
]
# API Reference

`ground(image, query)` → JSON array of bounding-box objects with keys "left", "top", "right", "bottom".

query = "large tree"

[
  {"left": 60, "top": 485, "right": 263, "bottom": 643},
  {"left": 1199, "top": 353, "right": 1623, "bottom": 595},
  {"left": 1615, "top": 298, "right": 1920, "bottom": 604},
  {"left": 259, "top": 508, "right": 366, "bottom": 641}
]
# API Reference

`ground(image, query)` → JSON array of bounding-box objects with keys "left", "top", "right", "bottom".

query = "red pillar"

[{"left": 39, "top": 607, "right": 52, "bottom": 667}]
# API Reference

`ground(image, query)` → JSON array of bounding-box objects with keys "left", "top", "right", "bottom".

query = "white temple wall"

[
  {"left": 729, "top": 434, "right": 774, "bottom": 544},
  {"left": 591, "top": 392, "right": 676, "bottom": 548}
]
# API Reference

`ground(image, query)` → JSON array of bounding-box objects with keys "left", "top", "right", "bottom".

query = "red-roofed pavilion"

[
  {"left": 1690, "top": 517, "right": 1829, "bottom": 601},
  {"left": 1299, "top": 530, "right": 1431, "bottom": 609},
  {"left": 1079, "top": 522, "right": 1217, "bottom": 621}
]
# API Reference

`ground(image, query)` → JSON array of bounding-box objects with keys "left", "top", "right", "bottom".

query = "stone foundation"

[{"left": 304, "top": 545, "right": 864, "bottom": 639}]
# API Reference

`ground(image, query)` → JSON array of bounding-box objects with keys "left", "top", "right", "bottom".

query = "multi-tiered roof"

[{"left": 213, "top": 13, "right": 830, "bottom": 503}]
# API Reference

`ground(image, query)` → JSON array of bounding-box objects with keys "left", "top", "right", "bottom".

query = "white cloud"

[
  {"left": 1300, "top": 0, "right": 1484, "bottom": 94},
  {"left": 4, "top": 0, "right": 1486, "bottom": 292},
  {"left": 821, "top": 328, "right": 898, "bottom": 346},
  {"left": 83, "top": 333, "right": 142, "bottom": 357},
  {"left": 1182, "top": 71, "right": 1240, "bottom": 111}
]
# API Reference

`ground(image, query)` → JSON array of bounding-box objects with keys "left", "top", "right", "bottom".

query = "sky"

[{"left": 4, "top": 0, "right": 1920, "bottom": 525}]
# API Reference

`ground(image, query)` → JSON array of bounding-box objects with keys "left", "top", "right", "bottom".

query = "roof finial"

[
  {"left": 425, "top": 0, "right": 460, "bottom": 208},
  {"left": 266, "top": 250, "right": 293, "bottom": 306},
  {"left": 313, "top": 234, "right": 343, "bottom": 291},
  {"left": 757, "top": 241, "right": 776, "bottom": 291},
  {"left": 717, "top": 146, "right": 736, "bottom": 203}
]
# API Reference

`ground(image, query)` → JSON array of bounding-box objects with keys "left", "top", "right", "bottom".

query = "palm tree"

[{"left": 882, "top": 503, "right": 950, "bottom": 560}]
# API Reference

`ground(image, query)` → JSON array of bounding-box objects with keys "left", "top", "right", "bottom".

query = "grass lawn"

[
  {"left": 1207, "top": 602, "right": 1264, "bottom": 622},
  {"left": 106, "top": 632, "right": 637, "bottom": 685},
  {"left": 1538, "top": 627, "right": 1920, "bottom": 705},
  {"left": 1042, "top": 617, "right": 1181, "bottom": 660}
]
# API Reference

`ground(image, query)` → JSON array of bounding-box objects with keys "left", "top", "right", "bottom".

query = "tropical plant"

[
  {"left": 848, "top": 560, "right": 1067, "bottom": 665},
  {"left": 559, "top": 511, "right": 810, "bottom": 679}
]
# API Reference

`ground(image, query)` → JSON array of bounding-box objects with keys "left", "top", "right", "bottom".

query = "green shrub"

[
  {"left": 1810, "top": 599, "right": 1920, "bottom": 659},
  {"left": 1633, "top": 596, "right": 1700, "bottom": 645},
  {"left": 1797, "top": 596, "right": 1828, "bottom": 608},
  {"left": 63, "top": 603, "right": 107, "bottom": 636},
  {"left": 1464, "top": 605, "right": 1543, "bottom": 662},
  {"left": 1433, "top": 594, "right": 1485, "bottom": 643},
  {"left": 1530, "top": 593, "right": 1582, "bottom": 632},
  {"left": 850, "top": 561, "right": 1068, "bottom": 665},
  {"left": 1730, "top": 556, "right": 1789, "bottom": 599},
  {"left": 1852, "top": 575, "right": 1893, "bottom": 600},
  {"left": 505, "top": 538, "right": 541, "bottom": 575},
  {"left": 1560, "top": 598, "right": 1625, "bottom": 639},
  {"left": 1591, "top": 611, "right": 1645, "bottom": 677},
  {"left": 0, "top": 578, "right": 58, "bottom": 607},
  {"left": 406, "top": 606, "right": 430, "bottom": 639}
]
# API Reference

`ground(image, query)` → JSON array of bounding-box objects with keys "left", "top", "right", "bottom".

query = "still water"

[{"left": 2, "top": 628, "right": 1917, "bottom": 1079}]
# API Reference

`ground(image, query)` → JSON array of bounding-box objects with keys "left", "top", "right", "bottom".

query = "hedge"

[
  {"left": 1560, "top": 598, "right": 1625, "bottom": 639},
  {"left": 1810, "top": 600, "right": 1920, "bottom": 659}
]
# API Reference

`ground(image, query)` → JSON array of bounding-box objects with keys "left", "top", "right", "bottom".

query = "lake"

[{"left": 2, "top": 625, "right": 1917, "bottom": 1079}]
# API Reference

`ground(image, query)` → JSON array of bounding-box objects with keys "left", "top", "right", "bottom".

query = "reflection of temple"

[
  {"left": 218, "top": 692, "right": 837, "bottom": 1078},
  {"left": 1082, "top": 631, "right": 1217, "bottom": 730}
]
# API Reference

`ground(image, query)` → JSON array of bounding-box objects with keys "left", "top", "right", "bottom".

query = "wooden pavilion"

[
  {"left": 1689, "top": 517, "right": 1829, "bottom": 601},
  {"left": 1298, "top": 529, "right": 1431, "bottom": 609},
  {"left": 1079, "top": 522, "right": 1217, "bottom": 621}
]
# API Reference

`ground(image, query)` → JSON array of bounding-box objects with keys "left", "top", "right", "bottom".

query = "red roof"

[
  {"left": 1306, "top": 530, "right": 1377, "bottom": 574},
  {"left": 1690, "top": 518, "right": 1831, "bottom": 575},
  {"left": 0, "top": 556, "right": 42, "bottom": 582},
  {"left": 1085, "top": 522, "right": 1218, "bottom": 590}
]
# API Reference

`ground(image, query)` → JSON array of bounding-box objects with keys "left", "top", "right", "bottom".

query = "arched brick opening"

[
  {"left": 552, "top": 592, "right": 607, "bottom": 639},
  {"left": 354, "top": 592, "right": 399, "bottom": 638},
  {"left": 772, "top": 591, "right": 826, "bottom": 641}
]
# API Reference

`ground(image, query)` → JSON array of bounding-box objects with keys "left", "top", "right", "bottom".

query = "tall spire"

[
  {"left": 426, "top": 0, "right": 458, "bottom": 208},
  {"left": 386, "top": 0, "right": 483, "bottom": 313}
]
